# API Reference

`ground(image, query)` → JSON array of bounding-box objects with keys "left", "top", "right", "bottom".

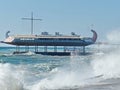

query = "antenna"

[{"left": 22, "top": 12, "right": 42, "bottom": 35}]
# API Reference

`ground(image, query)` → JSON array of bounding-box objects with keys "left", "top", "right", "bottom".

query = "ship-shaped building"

[
  {"left": 2, "top": 30, "right": 97, "bottom": 56},
  {"left": 1, "top": 13, "right": 97, "bottom": 55}
]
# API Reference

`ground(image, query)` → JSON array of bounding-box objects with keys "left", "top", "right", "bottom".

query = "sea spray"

[
  {"left": 92, "top": 49, "right": 120, "bottom": 79},
  {"left": 91, "top": 29, "right": 120, "bottom": 79},
  {"left": 30, "top": 56, "right": 94, "bottom": 90},
  {"left": 0, "top": 63, "right": 24, "bottom": 90},
  {"left": 107, "top": 29, "right": 120, "bottom": 43}
]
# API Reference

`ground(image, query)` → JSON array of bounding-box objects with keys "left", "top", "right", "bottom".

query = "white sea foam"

[
  {"left": 107, "top": 29, "right": 120, "bottom": 43},
  {"left": 1, "top": 47, "right": 120, "bottom": 90},
  {"left": 29, "top": 48, "right": 120, "bottom": 90},
  {"left": 0, "top": 63, "right": 25, "bottom": 90},
  {"left": 92, "top": 29, "right": 120, "bottom": 79},
  {"left": 92, "top": 49, "right": 120, "bottom": 79},
  {"left": 30, "top": 56, "right": 94, "bottom": 90},
  {"left": 23, "top": 51, "right": 35, "bottom": 56}
]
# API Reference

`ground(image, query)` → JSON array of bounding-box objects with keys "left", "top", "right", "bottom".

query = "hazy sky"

[{"left": 0, "top": 0, "right": 120, "bottom": 44}]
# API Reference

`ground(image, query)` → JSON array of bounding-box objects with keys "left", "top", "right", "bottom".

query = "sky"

[{"left": 0, "top": 0, "right": 120, "bottom": 46}]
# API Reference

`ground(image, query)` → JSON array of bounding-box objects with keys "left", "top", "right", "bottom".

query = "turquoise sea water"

[{"left": 0, "top": 45, "right": 120, "bottom": 90}]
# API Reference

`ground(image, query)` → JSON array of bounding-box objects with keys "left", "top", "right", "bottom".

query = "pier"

[{"left": 13, "top": 46, "right": 81, "bottom": 56}]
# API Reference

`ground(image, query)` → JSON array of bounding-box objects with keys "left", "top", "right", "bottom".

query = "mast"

[{"left": 22, "top": 12, "right": 42, "bottom": 35}]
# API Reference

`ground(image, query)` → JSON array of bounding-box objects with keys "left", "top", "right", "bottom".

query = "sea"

[{"left": 0, "top": 45, "right": 120, "bottom": 90}]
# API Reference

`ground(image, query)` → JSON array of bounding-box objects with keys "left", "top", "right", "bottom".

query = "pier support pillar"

[
  {"left": 64, "top": 46, "right": 66, "bottom": 52},
  {"left": 44, "top": 46, "right": 47, "bottom": 52},
  {"left": 25, "top": 46, "right": 29, "bottom": 52},
  {"left": 73, "top": 46, "right": 76, "bottom": 51},
  {"left": 54, "top": 46, "right": 57, "bottom": 52},
  {"left": 35, "top": 45, "right": 38, "bottom": 52},
  {"left": 83, "top": 46, "right": 85, "bottom": 54},
  {"left": 16, "top": 45, "right": 20, "bottom": 52}
]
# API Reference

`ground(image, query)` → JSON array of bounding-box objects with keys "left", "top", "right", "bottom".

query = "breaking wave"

[
  {"left": 0, "top": 63, "right": 25, "bottom": 90},
  {"left": 31, "top": 50, "right": 119, "bottom": 89}
]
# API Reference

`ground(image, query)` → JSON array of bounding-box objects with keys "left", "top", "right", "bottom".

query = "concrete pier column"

[
  {"left": 25, "top": 46, "right": 29, "bottom": 52},
  {"left": 83, "top": 46, "right": 85, "bottom": 54},
  {"left": 28, "top": 46, "right": 29, "bottom": 51},
  {"left": 16, "top": 45, "right": 20, "bottom": 52},
  {"left": 35, "top": 45, "right": 38, "bottom": 52},
  {"left": 64, "top": 46, "right": 66, "bottom": 52},
  {"left": 73, "top": 46, "right": 76, "bottom": 51},
  {"left": 44, "top": 46, "right": 47, "bottom": 52},
  {"left": 54, "top": 46, "right": 57, "bottom": 52}
]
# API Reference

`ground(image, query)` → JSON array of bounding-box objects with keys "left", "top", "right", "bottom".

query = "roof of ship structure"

[{"left": 10, "top": 33, "right": 82, "bottom": 39}]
